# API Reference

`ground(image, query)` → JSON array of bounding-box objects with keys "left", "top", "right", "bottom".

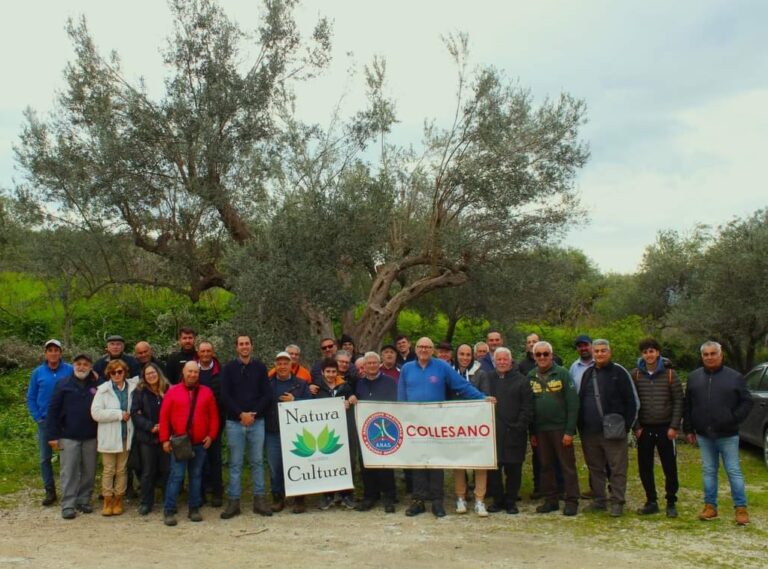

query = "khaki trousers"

[
  {"left": 453, "top": 469, "right": 487, "bottom": 501},
  {"left": 101, "top": 447, "right": 130, "bottom": 497}
]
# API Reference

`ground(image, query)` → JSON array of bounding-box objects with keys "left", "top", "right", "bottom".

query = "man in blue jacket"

[
  {"left": 45, "top": 354, "right": 102, "bottom": 519},
  {"left": 27, "top": 339, "right": 73, "bottom": 506},
  {"left": 684, "top": 340, "right": 753, "bottom": 525},
  {"left": 398, "top": 337, "right": 486, "bottom": 517}
]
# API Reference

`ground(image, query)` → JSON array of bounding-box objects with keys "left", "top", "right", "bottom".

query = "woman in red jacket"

[{"left": 159, "top": 361, "right": 219, "bottom": 526}]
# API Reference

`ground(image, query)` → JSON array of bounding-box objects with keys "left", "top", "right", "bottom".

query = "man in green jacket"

[{"left": 528, "top": 341, "right": 580, "bottom": 516}]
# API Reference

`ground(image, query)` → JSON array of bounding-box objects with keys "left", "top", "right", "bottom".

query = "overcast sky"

[{"left": 1, "top": 0, "right": 766, "bottom": 273}]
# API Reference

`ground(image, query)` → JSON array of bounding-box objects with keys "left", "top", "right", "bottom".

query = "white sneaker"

[
  {"left": 475, "top": 500, "right": 489, "bottom": 517},
  {"left": 455, "top": 497, "right": 468, "bottom": 514}
]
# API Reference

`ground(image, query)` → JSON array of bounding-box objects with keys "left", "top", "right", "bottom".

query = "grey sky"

[{"left": 1, "top": 0, "right": 766, "bottom": 273}]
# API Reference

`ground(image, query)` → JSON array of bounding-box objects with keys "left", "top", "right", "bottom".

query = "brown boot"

[
  {"left": 101, "top": 496, "right": 114, "bottom": 516},
  {"left": 111, "top": 495, "right": 124, "bottom": 516},
  {"left": 735, "top": 506, "right": 750, "bottom": 526},
  {"left": 253, "top": 495, "right": 273, "bottom": 517},
  {"left": 698, "top": 503, "right": 717, "bottom": 521},
  {"left": 271, "top": 493, "right": 285, "bottom": 513},
  {"left": 292, "top": 496, "right": 306, "bottom": 514}
]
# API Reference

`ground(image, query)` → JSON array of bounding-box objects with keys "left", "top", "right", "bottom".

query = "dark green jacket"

[{"left": 528, "top": 364, "right": 579, "bottom": 435}]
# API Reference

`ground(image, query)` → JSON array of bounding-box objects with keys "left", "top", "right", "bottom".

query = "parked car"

[{"left": 739, "top": 362, "right": 768, "bottom": 468}]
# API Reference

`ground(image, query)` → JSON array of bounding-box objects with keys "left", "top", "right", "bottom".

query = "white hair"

[
  {"left": 364, "top": 351, "right": 381, "bottom": 363},
  {"left": 532, "top": 341, "right": 553, "bottom": 353},
  {"left": 700, "top": 341, "right": 722, "bottom": 355},
  {"left": 493, "top": 347, "right": 512, "bottom": 360}
]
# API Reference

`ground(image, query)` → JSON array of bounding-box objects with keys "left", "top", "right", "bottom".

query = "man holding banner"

[
  {"left": 398, "top": 337, "right": 488, "bottom": 518},
  {"left": 349, "top": 352, "right": 398, "bottom": 513}
]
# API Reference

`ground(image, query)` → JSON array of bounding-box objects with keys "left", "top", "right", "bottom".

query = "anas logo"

[
  {"left": 290, "top": 425, "right": 344, "bottom": 458},
  {"left": 362, "top": 413, "right": 404, "bottom": 455}
]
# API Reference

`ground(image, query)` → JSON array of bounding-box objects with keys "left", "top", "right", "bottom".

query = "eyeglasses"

[
  {"left": 110, "top": 369, "right": 126, "bottom": 376},
  {"left": 416, "top": 345, "right": 432, "bottom": 350},
  {"left": 321, "top": 344, "right": 335, "bottom": 351},
  {"left": 534, "top": 352, "right": 551, "bottom": 358}
]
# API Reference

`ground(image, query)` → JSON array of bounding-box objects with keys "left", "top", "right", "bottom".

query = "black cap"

[
  {"left": 437, "top": 341, "right": 453, "bottom": 351},
  {"left": 380, "top": 344, "right": 397, "bottom": 353},
  {"left": 574, "top": 334, "right": 592, "bottom": 346},
  {"left": 339, "top": 333, "right": 354, "bottom": 345},
  {"left": 73, "top": 353, "right": 93, "bottom": 363}
]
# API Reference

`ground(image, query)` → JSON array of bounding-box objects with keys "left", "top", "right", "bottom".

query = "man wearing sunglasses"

[
  {"left": 528, "top": 341, "right": 580, "bottom": 516},
  {"left": 310, "top": 337, "right": 338, "bottom": 385}
]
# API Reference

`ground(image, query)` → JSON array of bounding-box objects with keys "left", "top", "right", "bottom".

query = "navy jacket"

[
  {"left": 683, "top": 365, "right": 753, "bottom": 438},
  {"left": 45, "top": 373, "right": 103, "bottom": 441},
  {"left": 220, "top": 357, "right": 272, "bottom": 421},
  {"left": 93, "top": 354, "right": 141, "bottom": 380},
  {"left": 578, "top": 362, "right": 638, "bottom": 435},
  {"left": 130, "top": 387, "right": 164, "bottom": 445},
  {"left": 356, "top": 373, "right": 398, "bottom": 402},
  {"left": 265, "top": 374, "right": 311, "bottom": 433}
]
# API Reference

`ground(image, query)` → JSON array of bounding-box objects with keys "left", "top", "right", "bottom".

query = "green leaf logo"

[
  {"left": 317, "top": 425, "right": 343, "bottom": 455},
  {"left": 290, "top": 425, "right": 343, "bottom": 457},
  {"left": 290, "top": 428, "right": 317, "bottom": 457}
]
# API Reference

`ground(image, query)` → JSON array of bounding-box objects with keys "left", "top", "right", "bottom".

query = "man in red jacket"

[{"left": 160, "top": 361, "right": 219, "bottom": 526}]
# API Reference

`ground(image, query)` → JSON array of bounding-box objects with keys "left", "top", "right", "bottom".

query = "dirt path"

[{"left": 5, "top": 489, "right": 764, "bottom": 569}]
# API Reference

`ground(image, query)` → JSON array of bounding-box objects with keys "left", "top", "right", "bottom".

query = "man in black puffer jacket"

[
  {"left": 683, "top": 340, "right": 753, "bottom": 526},
  {"left": 630, "top": 338, "right": 683, "bottom": 518}
]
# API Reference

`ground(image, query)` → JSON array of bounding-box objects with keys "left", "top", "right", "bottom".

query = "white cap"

[
  {"left": 44, "top": 339, "right": 62, "bottom": 349},
  {"left": 275, "top": 351, "right": 291, "bottom": 360}
]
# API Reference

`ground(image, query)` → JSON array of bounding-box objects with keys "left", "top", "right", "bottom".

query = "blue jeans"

[
  {"left": 37, "top": 420, "right": 54, "bottom": 488},
  {"left": 265, "top": 432, "right": 284, "bottom": 495},
  {"left": 164, "top": 444, "right": 207, "bottom": 513},
  {"left": 226, "top": 419, "right": 266, "bottom": 498},
  {"left": 697, "top": 435, "right": 747, "bottom": 508}
]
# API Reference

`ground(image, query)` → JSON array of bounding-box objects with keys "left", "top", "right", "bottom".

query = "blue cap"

[{"left": 574, "top": 335, "right": 592, "bottom": 346}]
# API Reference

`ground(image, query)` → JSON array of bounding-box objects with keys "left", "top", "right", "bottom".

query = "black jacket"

[
  {"left": 45, "top": 373, "right": 102, "bottom": 441},
  {"left": 165, "top": 349, "right": 198, "bottom": 384},
  {"left": 683, "top": 365, "right": 753, "bottom": 438},
  {"left": 630, "top": 359, "right": 683, "bottom": 429},
  {"left": 578, "top": 362, "right": 638, "bottom": 435},
  {"left": 130, "top": 387, "right": 164, "bottom": 445},
  {"left": 475, "top": 368, "right": 533, "bottom": 464}
]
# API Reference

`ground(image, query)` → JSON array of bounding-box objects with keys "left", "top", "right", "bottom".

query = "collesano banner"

[
  {"left": 278, "top": 397, "right": 354, "bottom": 497},
  {"left": 355, "top": 400, "right": 496, "bottom": 469}
]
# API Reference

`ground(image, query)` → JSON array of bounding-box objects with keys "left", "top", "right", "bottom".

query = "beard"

[{"left": 74, "top": 370, "right": 91, "bottom": 380}]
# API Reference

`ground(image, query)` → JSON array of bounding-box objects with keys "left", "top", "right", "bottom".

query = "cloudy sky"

[{"left": 1, "top": 0, "right": 766, "bottom": 273}]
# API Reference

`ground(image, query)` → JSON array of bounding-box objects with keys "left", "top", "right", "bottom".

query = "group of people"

[{"left": 28, "top": 327, "right": 754, "bottom": 526}]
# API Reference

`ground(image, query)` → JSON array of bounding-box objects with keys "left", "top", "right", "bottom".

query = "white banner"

[
  {"left": 355, "top": 400, "right": 496, "bottom": 469},
  {"left": 278, "top": 397, "right": 354, "bottom": 497}
]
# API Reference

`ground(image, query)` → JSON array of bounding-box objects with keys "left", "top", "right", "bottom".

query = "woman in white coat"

[{"left": 91, "top": 358, "right": 138, "bottom": 516}]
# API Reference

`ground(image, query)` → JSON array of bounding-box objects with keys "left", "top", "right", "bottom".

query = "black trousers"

[
  {"left": 637, "top": 425, "right": 679, "bottom": 504},
  {"left": 139, "top": 443, "right": 169, "bottom": 508},
  {"left": 361, "top": 467, "right": 396, "bottom": 503},
  {"left": 488, "top": 462, "right": 523, "bottom": 507},
  {"left": 413, "top": 469, "right": 444, "bottom": 503},
  {"left": 202, "top": 433, "right": 223, "bottom": 498}
]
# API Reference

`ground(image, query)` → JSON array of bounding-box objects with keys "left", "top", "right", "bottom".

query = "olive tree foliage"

[
  {"left": 666, "top": 210, "right": 768, "bottom": 372},
  {"left": 13, "top": 0, "right": 332, "bottom": 301},
  {"left": 231, "top": 34, "right": 590, "bottom": 352}
]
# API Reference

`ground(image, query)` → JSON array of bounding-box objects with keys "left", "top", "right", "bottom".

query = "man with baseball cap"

[
  {"left": 93, "top": 335, "right": 141, "bottom": 380},
  {"left": 46, "top": 353, "right": 102, "bottom": 518},
  {"left": 27, "top": 339, "right": 73, "bottom": 506}
]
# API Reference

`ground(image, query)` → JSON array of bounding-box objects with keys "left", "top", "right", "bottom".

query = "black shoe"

[
  {"left": 666, "top": 504, "right": 678, "bottom": 518},
  {"left": 486, "top": 503, "right": 504, "bottom": 513},
  {"left": 384, "top": 502, "right": 395, "bottom": 514},
  {"left": 609, "top": 503, "right": 624, "bottom": 517},
  {"left": 529, "top": 490, "right": 542, "bottom": 500},
  {"left": 42, "top": 485, "right": 57, "bottom": 507},
  {"left": 61, "top": 508, "right": 76, "bottom": 520},
  {"left": 582, "top": 502, "right": 607, "bottom": 513},
  {"left": 188, "top": 508, "right": 203, "bottom": 522},
  {"left": 138, "top": 504, "right": 151, "bottom": 516},
  {"left": 253, "top": 495, "right": 273, "bottom": 517},
  {"left": 431, "top": 502, "right": 446, "bottom": 518},
  {"left": 76, "top": 503, "right": 93, "bottom": 514},
  {"left": 405, "top": 500, "right": 426, "bottom": 517},
  {"left": 637, "top": 501, "right": 659, "bottom": 515},
  {"left": 163, "top": 511, "right": 177, "bottom": 526},
  {"left": 563, "top": 502, "right": 578, "bottom": 516},
  {"left": 536, "top": 501, "right": 559, "bottom": 513},
  {"left": 506, "top": 504, "right": 519, "bottom": 515},
  {"left": 355, "top": 499, "right": 375, "bottom": 512},
  {"left": 210, "top": 495, "right": 223, "bottom": 508}
]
